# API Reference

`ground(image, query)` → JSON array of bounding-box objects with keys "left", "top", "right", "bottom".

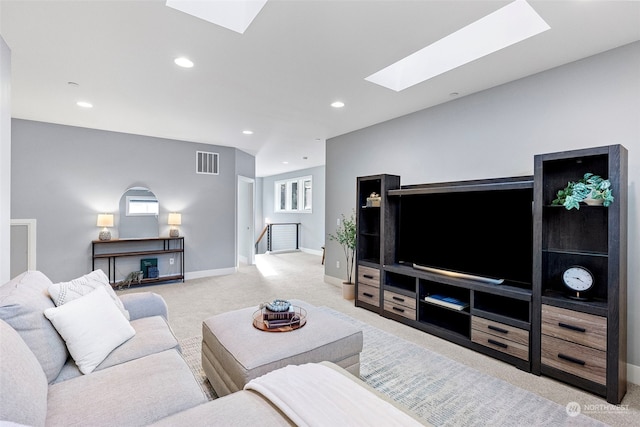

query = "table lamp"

[
  {"left": 168, "top": 213, "right": 182, "bottom": 237},
  {"left": 97, "top": 214, "right": 114, "bottom": 241}
]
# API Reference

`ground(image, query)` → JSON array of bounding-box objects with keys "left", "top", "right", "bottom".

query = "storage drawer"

[
  {"left": 358, "top": 265, "right": 380, "bottom": 288},
  {"left": 383, "top": 290, "right": 417, "bottom": 310},
  {"left": 542, "top": 305, "right": 606, "bottom": 351},
  {"left": 357, "top": 283, "right": 380, "bottom": 307},
  {"left": 542, "top": 335, "right": 606, "bottom": 385},
  {"left": 383, "top": 289, "right": 416, "bottom": 320},
  {"left": 383, "top": 300, "right": 416, "bottom": 320},
  {"left": 472, "top": 329, "right": 529, "bottom": 361},
  {"left": 471, "top": 317, "right": 529, "bottom": 347}
]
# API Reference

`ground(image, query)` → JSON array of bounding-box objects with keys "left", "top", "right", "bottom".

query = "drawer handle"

[
  {"left": 488, "top": 339, "right": 508, "bottom": 349},
  {"left": 487, "top": 325, "right": 509, "bottom": 334},
  {"left": 558, "top": 353, "right": 586, "bottom": 366},
  {"left": 392, "top": 307, "right": 405, "bottom": 313},
  {"left": 363, "top": 292, "right": 374, "bottom": 298},
  {"left": 363, "top": 274, "right": 374, "bottom": 279},
  {"left": 558, "top": 322, "right": 586, "bottom": 333},
  {"left": 392, "top": 296, "right": 405, "bottom": 303}
]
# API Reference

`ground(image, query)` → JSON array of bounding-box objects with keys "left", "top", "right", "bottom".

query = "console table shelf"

[{"left": 92, "top": 237, "right": 185, "bottom": 287}]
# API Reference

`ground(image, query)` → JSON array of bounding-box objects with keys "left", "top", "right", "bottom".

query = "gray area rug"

[{"left": 178, "top": 306, "right": 606, "bottom": 426}]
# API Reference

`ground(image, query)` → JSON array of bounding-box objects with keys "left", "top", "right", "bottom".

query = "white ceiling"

[{"left": 1, "top": 1, "right": 639, "bottom": 177}]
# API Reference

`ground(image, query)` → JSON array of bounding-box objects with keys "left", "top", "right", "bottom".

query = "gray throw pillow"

[{"left": 0, "top": 270, "right": 69, "bottom": 383}]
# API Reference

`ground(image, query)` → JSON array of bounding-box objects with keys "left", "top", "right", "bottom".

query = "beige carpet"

[{"left": 118, "top": 251, "right": 639, "bottom": 426}]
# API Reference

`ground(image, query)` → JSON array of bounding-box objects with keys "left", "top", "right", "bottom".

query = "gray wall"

[
  {"left": 325, "top": 42, "right": 640, "bottom": 368},
  {"left": 11, "top": 119, "right": 254, "bottom": 282},
  {"left": 260, "top": 165, "right": 325, "bottom": 254}
]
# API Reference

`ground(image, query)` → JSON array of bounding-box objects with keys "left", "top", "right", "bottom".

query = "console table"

[{"left": 92, "top": 237, "right": 184, "bottom": 287}]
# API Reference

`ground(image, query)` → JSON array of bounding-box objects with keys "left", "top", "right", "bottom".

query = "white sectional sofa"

[{"left": 0, "top": 270, "right": 427, "bottom": 426}]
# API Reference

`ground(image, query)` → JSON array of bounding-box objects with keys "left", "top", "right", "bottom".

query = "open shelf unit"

[
  {"left": 355, "top": 174, "right": 400, "bottom": 312},
  {"left": 381, "top": 263, "right": 532, "bottom": 370},
  {"left": 533, "top": 145, "right": 627, "bottom": 404},
  {"left": 355, "top": 145, "right": 627, "bottom": 402}
]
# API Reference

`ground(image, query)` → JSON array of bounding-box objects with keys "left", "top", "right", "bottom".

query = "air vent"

[{"left": 196, "top": 151, "right": 219, "bottom": 175}]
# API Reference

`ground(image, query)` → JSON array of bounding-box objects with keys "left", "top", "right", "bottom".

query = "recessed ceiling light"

[
  {"left": 282, "top": 161, "right": 289, "bottom": 164},
  {"left": 174, "top": 57, "right": 194, "bottom": 68},
  {"left": 242, "top": 130, "right": 254, "bottom": 135},
  {"left": 76, "top": 101, "right": 93, "bottom": 108},
  {"left": 166, "top": 0, "right": 268, "bottom": 34},
  {"left": 366, "top": 0, "right": 550, "bottom": 92},
  {"left": 331, "top": 101, "right": 345, "bottom": 108}
]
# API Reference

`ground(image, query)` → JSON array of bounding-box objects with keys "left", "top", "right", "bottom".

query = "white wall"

[
  {"left": 0, "top": 36, "right": 10, "bottom": 283},
  {"left": 325, "top": 42, "right": 640, "bottom": 372}
]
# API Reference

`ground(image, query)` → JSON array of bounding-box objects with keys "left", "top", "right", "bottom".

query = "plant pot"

[
  {"left": 583, "top": 197, "right": 604, "bottom": 206},
  {"left": 342, "top": 282, "right": 355, "bottom": 300}
]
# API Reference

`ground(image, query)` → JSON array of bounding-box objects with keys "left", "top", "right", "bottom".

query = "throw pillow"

[
  {"left": 0, "top": 270, "right": 69, "bottom": 383},
  {"left": 44, "top": 286, "right": 136, "bottom": 374},
  {"left": 48, "top": 269, "right": 130, "bottom": 320}
]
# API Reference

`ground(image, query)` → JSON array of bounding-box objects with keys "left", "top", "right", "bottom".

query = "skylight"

[
  {"left": 365, "top": 0, "right": 550, "bottom": 92},
  {"left": 166, "top": 0, "right": 268, "bottom": 34}
]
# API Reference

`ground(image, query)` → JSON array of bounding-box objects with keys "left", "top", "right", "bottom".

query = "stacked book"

[
  {"left": 424, "top": 294, "right": 469, "bottom": 311},
  {"left": 262, "top": 306, "right": 300, "bottom": 329}
]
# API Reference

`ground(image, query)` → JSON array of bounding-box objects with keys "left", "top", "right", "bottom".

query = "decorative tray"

[{"left": 252, "top": 306, "right": 307, "bottom": 332}]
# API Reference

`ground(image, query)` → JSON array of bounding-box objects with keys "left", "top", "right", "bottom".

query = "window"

[
  {"left": 275, "top": 176, "right": 312, "bottom": 213},
  {"left": 303, "top": 178, "right": 312, "bottom": 210},
  {"left": 126, "top": 196, "right": 159, "bottom": 216}
]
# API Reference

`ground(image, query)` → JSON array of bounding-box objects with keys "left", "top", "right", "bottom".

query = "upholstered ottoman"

[{"left": 202, "top": 300, "right": 363, "bottom": 397}]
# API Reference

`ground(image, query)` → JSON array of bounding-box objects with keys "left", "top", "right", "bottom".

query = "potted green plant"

[
  {"left": 552, "top": 172, "right": 614, "bottom": 210},
  {"left": 328, "top": 211, "right": 356, "bottom": 299}
]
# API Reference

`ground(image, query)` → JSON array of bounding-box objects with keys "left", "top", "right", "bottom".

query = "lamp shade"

[
  {"left": 96, "top": 214, "right": 114, "bottom": 227},
  {"left": 168, "top": 213, "right": 182, "bottom": 226}
]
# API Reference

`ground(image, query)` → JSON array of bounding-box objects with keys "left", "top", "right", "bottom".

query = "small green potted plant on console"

[{"left": 552, "top": 172, "right": 614, "bottom": 210}]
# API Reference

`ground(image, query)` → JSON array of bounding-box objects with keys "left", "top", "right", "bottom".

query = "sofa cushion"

[
  {"left": 53, "top": 315, "right": 180, "bottom": 382},
  {"left": 150, "top": 390, "right": 295, "bottom": 427},
  {"left": 0, "top": 319, "right": 48, "bottom": 427},
  {"left": 119, "top": 291, "right": 168, "bottom": 321},
  {"left": 49, "top": 269, "right": 130, "bottom": 319},
  {"left": 46, "top": 349, "right": 208, "bottom": 426},
  {"left": 44, "top": 286, "right": 136, "bottom": 374},
  {"left": 0, "top": 270, "right": 68, "bottom": 383}
]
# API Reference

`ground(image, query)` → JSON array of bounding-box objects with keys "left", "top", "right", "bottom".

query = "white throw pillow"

[
  {"left": 48, "top": 269, "right": 130, "bottom": 320},
  {"left": 44, "top": 286, "right": 136, "bottom": 374}
]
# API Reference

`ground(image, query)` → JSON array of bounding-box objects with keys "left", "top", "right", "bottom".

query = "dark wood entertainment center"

[{"left": 355, "top": 145, "right": 627, "bottom": 404}]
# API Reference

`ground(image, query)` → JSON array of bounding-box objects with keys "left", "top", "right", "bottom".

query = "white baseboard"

[
  {"left": 628, "top": 362, "right": 640, "bottom": 386},
  {"left": 301, "top": 247, "right": 323, "bottom": 257},
  {"left": 265, "top": 249, "right": 300, "bottom": 255},
  {"left": 185, "top": 267, "right": 236, "bottom": 280},
  {"left": 324, "top": 274, "right": 343, "bottom": 288},
  {"left": 264, "top": 248, "right": 323, "bottom": 256}
]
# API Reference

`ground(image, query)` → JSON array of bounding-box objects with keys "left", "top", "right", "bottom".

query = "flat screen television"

[{"left": 396, "top": 186, "right": 533, "bottom": 288}]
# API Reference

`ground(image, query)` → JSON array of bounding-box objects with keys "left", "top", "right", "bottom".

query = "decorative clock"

[{"left": 562, "top": 266, "right": 594, "bottom": 300}]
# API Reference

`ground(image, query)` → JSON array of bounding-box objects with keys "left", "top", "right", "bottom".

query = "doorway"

[{"left": 237, "top": 176, "right": 255, "bottom": 266}]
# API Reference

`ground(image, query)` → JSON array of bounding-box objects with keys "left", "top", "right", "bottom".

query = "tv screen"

[{"left": 396, "top": 188, "right": 533, "bottom": 287}]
